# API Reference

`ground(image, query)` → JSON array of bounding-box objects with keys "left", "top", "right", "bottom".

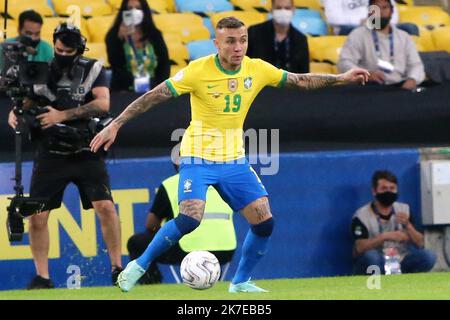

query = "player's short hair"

[
  {"left": 18, "top": 10, "right": 43, "bottom": 30},
  {"left": 369, "top": 0, "right": 394, "bottom": 9},
  {"left": 216, "top": 17, "right": 245, "bottom": 30},
  {"left": 372, "top": 170, "right": 398, "bottom": 189}
]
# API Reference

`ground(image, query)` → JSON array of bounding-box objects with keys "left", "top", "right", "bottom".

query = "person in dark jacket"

[
  {"left": 105, "top": 0, "right": 169, "bottom": 92},
  {"left": 247, "top": 0, "right": 309, "bottom": 73}
]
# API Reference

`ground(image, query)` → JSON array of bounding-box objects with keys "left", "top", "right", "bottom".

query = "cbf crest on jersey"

[
  {"left": 228, "top": 78, "right": 238, "bottom": 92},
  {"left": 244, "top": 77, "right": 252, "bottom": 89}
]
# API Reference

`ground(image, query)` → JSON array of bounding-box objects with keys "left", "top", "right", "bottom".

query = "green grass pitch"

[{"left": 1, "top": 273, "right": 450, "bottom": 300}]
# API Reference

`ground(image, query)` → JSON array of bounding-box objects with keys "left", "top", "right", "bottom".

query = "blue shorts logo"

[{"left": 184, "top": 179, "right": 192, "bottom": 193}]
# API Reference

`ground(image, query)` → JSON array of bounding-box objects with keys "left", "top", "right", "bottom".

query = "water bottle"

[{"left": 383, "top": 241, "right": 402, "bottom": 275}]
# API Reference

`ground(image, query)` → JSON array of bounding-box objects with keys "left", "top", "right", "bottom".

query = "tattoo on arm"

[
  {"left": 114, "top": 82, "right": 173, "bottom": 128},
  {"left": 286, "top": 73, "right": 341, "bottom": 90},
  {"left": 64, "top": 100, "right": 107, "bottom": 121}
]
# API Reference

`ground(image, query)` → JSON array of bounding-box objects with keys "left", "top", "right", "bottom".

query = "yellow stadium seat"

[
  {"left": 5, "top": 1, "right": 54, "bottom": 19},
  {"left": 431, "top": 26, "right": 450, "bottom": 53},
  {"left": 230, "top": 0, "right": 271, "bottom": 13},
  {"left": 413, "top": 27, "right": 435, "bottom": 51},
  {"left": 154, "top": 13, "right": 210, "bottom": 43},
  {"left": 410, "top": 35, "right": 426, "bottom": 52},
  {"left": 399, "top": 6, "right": 450, "bottom": 30},
  {"left": 310, "top": 62, "right": 337, "bottom": 74},
  {"left": 294, "top": 0, "right": 322, "bottom": 11},
  {"left": 41, "top": 17, "right": 90, "bottom": 44},
  {"left": 108, "top": 0, "right": 174, "bottom": 13},
  {"left": 86, "top": 15, "right": 115, "bottom": 43},
  {"left": 147, "top": 0, "right": 170, "bottom": 14},
  {"left": 107, "top": 0, "right": 122, "bottom": 10},
  {"left": 164, "top": 35, "right": 189, "bottom": 64},
  {"left": 53, "top": 0, "right": 113, "bottom": 17},
  {"left": 210, "top": 11, "right": 267, "bottom": 29},
  {"left": 308, "top": 35, "right": 346, "bottom": 64},
  {"left": 84, "top": 42, "right": 110, "bottom": 67}
]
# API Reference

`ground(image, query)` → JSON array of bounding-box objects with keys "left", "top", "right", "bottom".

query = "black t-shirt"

[
  {"left": 150, "top": 185, "right": 173, "bottom": 221},
  {"left": 351, "top": 213, "right": 415, "bottom": 241}
]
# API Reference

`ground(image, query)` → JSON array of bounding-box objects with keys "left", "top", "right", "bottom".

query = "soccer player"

[{"left": 90, "top": 17, "right": 369, "bottom": 293}]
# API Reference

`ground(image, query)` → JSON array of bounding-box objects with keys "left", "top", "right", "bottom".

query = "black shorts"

[{"left": 30, "top": 152, "right": 113, "bottom": 211}]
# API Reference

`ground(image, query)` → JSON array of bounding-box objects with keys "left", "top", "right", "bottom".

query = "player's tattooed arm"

[
  {"left": 285, "top": 68, "right": 370, "bottom": 90},
  {"left": 114, "top": 81, "right": 173, "bottom": 128},
  {"left": 90, "top": 81, "right": 173, "bottom": 152},
  {"left": 285, "top": 72, "right": 342, "bottom": 90}
]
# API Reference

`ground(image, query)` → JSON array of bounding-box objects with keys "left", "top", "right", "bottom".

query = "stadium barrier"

[{"left": 0, "top": 149, "right": 421, "bottom": 290}]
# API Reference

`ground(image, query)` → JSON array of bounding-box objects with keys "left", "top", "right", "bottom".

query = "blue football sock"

[
  {"left": 136, "top": 214, "right": 199, "bottom": 270},
  {"left": 232, "top": 218, "right": 274, "bottom": 285},
  {"left": 232, "top": 233, "right": 270, "bottom": 285},
  {"left": 135, "top": 219, "right": 182, "bottom": 270}
]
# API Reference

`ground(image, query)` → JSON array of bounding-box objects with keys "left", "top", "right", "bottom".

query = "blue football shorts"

[{"left": 178, "top": 157, "right": 268, "bottom": 211}]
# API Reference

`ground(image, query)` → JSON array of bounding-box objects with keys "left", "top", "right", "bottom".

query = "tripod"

[{"left": 6, "top": 94, "right": 46, "bottom": 242}]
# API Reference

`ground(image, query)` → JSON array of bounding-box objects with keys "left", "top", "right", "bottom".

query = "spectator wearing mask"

[
  {"left": 337, "top": 0, "right": 425, "bottom": 90},
  {"left": 106, "top": 0, "right": 169, "bottom": 92},
  {"left": 351, "top": 170, "right": 436, "bottom": 275},
  {"left": 247, "top": 0, "right": 309, "bottom": 73},
  {"left": 0, "top": 10, "right": 53, "bottom": 70}
]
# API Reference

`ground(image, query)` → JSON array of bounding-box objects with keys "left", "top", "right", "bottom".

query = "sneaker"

[
  {"left": 27, "top": 275, "right": 54, "bottom": 290},
  {"left": 117, "top": 260, "right": 145, "bottom": 292},
  {"left": 111, "top": 266, "right": 123, "bottom": 285},
  {"left": 228, "top": 279, "right": 268, "bottom": 293}
]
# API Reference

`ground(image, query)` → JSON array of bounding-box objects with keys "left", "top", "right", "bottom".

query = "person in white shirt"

[
  {"left": 322, "top": 0, "right": 418, "bottom": 35},
  {"left": 338, "top": 0, "right": 425, "bottom": 90}
]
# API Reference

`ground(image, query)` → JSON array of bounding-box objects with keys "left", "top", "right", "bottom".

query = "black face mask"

[
  {"left": 378, "top": 17, "right": 391, "bottom": 30},
  {"left": 29, "top": 39, "right": 40, "bottom": 48},
  {"left": 54, "top": 53, "right": 77, "bottom": 69},
  {"left": 375, "top": 191, "right": 398, "bottom": 207}
]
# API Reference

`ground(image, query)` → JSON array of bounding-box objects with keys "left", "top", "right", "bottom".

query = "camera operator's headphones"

[{"left": 53, "top": 22, "right": 87, "bottom": 55}]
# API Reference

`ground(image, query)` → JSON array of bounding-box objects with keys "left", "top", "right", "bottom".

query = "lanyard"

[
  {"left": 371, "top": 202, "right": 398, "bottom": 234},
  {"left": 371, "top": 29, "right": 394, "bottom": 63},
  {"left": 127, "top": 35, "right": 148, "bottom": 67}
]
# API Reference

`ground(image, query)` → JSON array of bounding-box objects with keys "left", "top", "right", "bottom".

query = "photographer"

[
  {"left": 7, "top": 23, "right": 123, "bottom": 289},
  {"left": 0, "top": 10, "right": 53, "bottom": 70}
]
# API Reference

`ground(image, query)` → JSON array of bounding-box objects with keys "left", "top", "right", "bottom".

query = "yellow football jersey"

[{"left": 165, "top": 54, "right": 287, "bottom": 162}]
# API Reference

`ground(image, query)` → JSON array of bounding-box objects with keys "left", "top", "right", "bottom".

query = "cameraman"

[
  {"left": 7, "top": 23, "right": 123, "bottom": 289},
  {"left": 0, "top": 10, "right": 53, "bottom": 70}
]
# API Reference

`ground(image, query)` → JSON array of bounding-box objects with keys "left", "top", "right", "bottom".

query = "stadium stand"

[
  {"left": 291, "top": 14, "right": 328, "bottom": 36},
  {"left": 431, "top": 26, "right": 450, "bottom": 53},
  {"left": 309, "top": 61, "right": 337, "bottom": 74},
  {"left": 2, "top": 0, "right": 54, "bottom": 19},
  {"left": 399, "top": 6, "right": 450, "bottom": 30},
  {"left": 308, "top": 35, "right": 346, "bottom": 64},
  {"left": 86, "top": 15, "right": 115, "bottom": 43},
  {"left": 84, "top": 41, "right": 110, "bottom": 67},
  {"left": 175, "top": 0, "right": 233, "bottom": 14},
  {"left": 230, "top": 0, "right": 272, "bottom": 13},
  {"left": 187, "top": 39, "right": 217, "bottom": 60},
  {"left": 293, "top": 0, "right": 323, "bottom": 12},
  {"left": 153, "top": 13, "right": 211, "bottom": 43},
  {"left": 53, "top": 0, "right": 113, "bottom": 17}
]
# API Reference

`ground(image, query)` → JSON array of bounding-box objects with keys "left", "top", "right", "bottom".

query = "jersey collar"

[{"left": 214, "top": 54, "right": 241, "bottom": 75}]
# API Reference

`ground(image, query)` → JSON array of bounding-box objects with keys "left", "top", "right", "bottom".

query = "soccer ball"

[{"left": 180, "top": 251, "right": 221, "bottom": 290}]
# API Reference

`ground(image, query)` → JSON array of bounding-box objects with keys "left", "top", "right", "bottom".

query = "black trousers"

[{"left": 127, "top": 230, "right": 235, "bottom": 284}]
